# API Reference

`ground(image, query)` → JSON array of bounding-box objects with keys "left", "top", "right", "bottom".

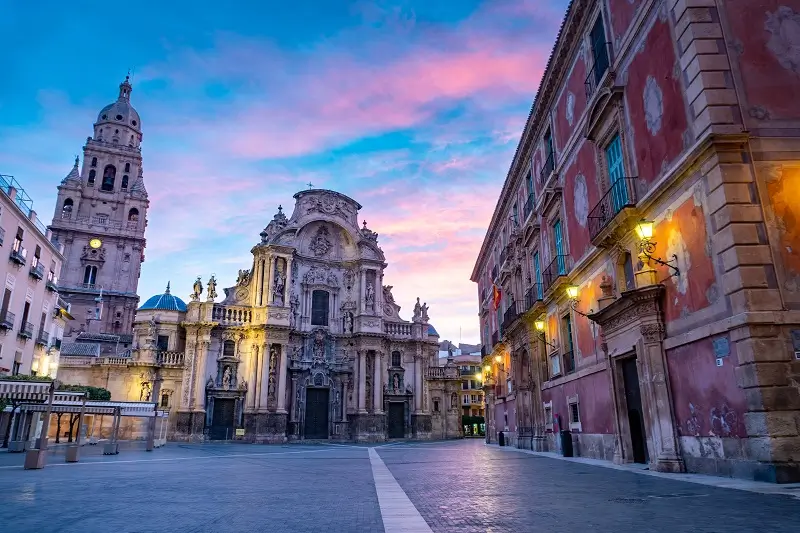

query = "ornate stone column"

[
  {"left": 359, "top": 269, "right": 366, "bottom": 315},
  {"left": 192, "top": 338, "right": 211, "bottom": 410},
  {"left": 258, "top": 343, "right": 269, "bottom": 410},
  {"left": 276, "top": 343, "right": 288, "bottom": 413},
  {"left": 373, "top": 352, "right": 382, "bottom": 413},
  {"left": 415, "top": 357, "right": 423, "bottom": 412},
  {"left": 358, "top": 351, "right": 367, "bottom": 413}
]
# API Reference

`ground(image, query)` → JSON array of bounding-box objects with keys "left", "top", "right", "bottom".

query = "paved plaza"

[{"left": 1, "top": 439, "right": 799, "bottom": 532}]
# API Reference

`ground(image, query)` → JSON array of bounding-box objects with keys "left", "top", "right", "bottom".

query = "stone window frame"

[{"left": 567, "top": 394, "right": 582, "bottom": 432}]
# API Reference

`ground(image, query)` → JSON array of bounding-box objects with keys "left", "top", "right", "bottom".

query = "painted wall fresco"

[
  {"left": 623, "top": 14, "right": 689, "bottom": 187},
  {"left": 764, "top": 165, "right": 800, "bottom": 298},
  {"left": 562, "top": 142, "right": 603, "bottom": 262},
  {"left": 554, "top": 49, "right": 588, "bottom": 153},
  {"left": 652, "top": 187, "right": 718, "bottom": 321},
  {"left": 541, "top": 369, "right": 614, "bottom": 434},
  {"left": 666, "top": 336, "right": 747, "bottom": 438},
  {"left": 608, "top": 0, "right": 645, "bottom": 50},
  {"left": 723, "top": 1, "right": 800, "bottom": 123}
]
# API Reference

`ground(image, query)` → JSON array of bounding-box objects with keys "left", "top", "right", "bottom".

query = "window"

[
  {"left": 32, "top": 246, "right": 41, "bottom": 268},
  {"left": 462, "top": 395, "right": 470, "bottom": 405},
  {"left": 121, "top": 175, "right": 129, "bottom": 189},
  {"left": 62, "top": 198, "right": 73, "bottom": 217},
  {"left": 88, "top": 169, "right": 96, "bottom": 185},
  {"left": 101, "top": 165, "right": 116, "bottom": 191},
  {"left": 21, "top": 301, "right": 30, "bottom": 328},
  {"left": 91, "top": 157, "right": 97, "bottom": 168},
  {"left": 13, "top": 227, "right": 23, "bottom": 252},
  {"left": 160, "top": 393, "right": 169, "bottom": 408},
  {"left": 512, "top": 202, "right": 519, "bottom": 226},
  {"left": 83, "top": 265, "right": 98, "bottom": 286},
  {"left": 533, "top": 252, "right": 542, "bottom": 298},
  {"left": 128, "top": 208, "right": 139, "bottom": 221},
  {"left": 553, "top": 220, "right": 566, "bottom": 275},
  {"left": 622, "top": 252, "right": 635, "bottom": 292},
  {"left": 1, "top": 288, "right": 11, "bottom": 318},
  {"left": 606, "top": 134, "right": 629, "bottom": 211},
  {"left": 12, "top": 360, "right": 20, "bottom": 376},
  {"left": 568, "top": 395, "right": 582, "bottom": 431},
  {"left": 391, "top": 351, "right": 401, "bottom": 367},
  {"left": 124, "top": 162, "right": 130, "bottom": 173},
  {"left": 563, "top": 314, "right": 575, "bottom": 374},
  {"left": 589, "top": 16, "right": 609, "bottom": 85},
  {"left": 157, "top": 335, "right": 169, "bottom": 352},
  {"left": 223, "top": 340, "right": 235, "bottom": 358},
  {"left": 434, "top": 400, "right": 440, "bottom": 412},
  {"left": 311, "top": 290, "right": 329, "bottom": 326},
  {"left": 39, "top": 312, "right": 46, "bottom": 338},
  {"left": 462, "top": 381, "right": 469, "bottom": 390},
  {"left": 541, "top": 129, "right": 555, "bottom": 183}
]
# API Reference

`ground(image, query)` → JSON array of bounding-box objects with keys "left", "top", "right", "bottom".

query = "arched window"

[
  {"left": 88, "top": 169, "right": 96, "bottom": 185},
  {"left": 61, "top": 198, "right": 73, "bottom": 218},
  {"left": 121, "top": 175, "right": 129, "bottom": 189},
  {"left": 101, "top": 165, "right": 116, "bottom": 191},
  {"left": 311, "top": 290, "right": 330, "bottom": 326},
  {"left": 128, "top": 208, "right": 139, "bottom": 221},
  {"left": 223, "top": 340, "right": 235, "bottom": 358},
  {"left": 91, "top": 157, "right": 97, "bottom": 168},
  {"left": 83, "top": 265, "right": 98, "bottom": 286},
  {"left": 124, "top": 163, "right": 130, "bottom": 173}
]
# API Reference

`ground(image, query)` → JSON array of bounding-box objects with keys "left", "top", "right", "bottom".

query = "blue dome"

[
  {"left": 138, "top": 282, "right": 187, "bottom": 312},
  {"left": 428, "top": 324, "right": 439, "bottom": 337}
]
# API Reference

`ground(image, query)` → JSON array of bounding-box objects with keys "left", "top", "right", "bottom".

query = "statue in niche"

[
  {"left": 191, "top": 276, "right": 203, "bottom": 301},
  {"left": 451, "top": 392, "right": 458, "bottom": 409},
  {"left": 273, "top": 259, "right": 286, "bottom": 305},
  {"left": 344, "top": 312, "right": 353, "bottom": 333},
  {"left": 222, "top": 366, "right": 232, "bottom": 389},
  {"left": 312, "top": 330, "right": 326, "bottom": 362},
  {"left": 140, "top": 381, "right": 151, "bottom": 402},
  {"left": 365, "top": 282, "right": 375, "bottom": 310},
  {"left": 207, "top": 275, "right": 217, "bottom": 301},
  {"left": 289, "top": 293, "right": 299, "bottom": 327},
  {"left": 309, "top": 226, "right": 333, "bottom": 257},
  {"left": 268, "top": 373, "right": 276, "bottom": 399},
  {"left": 393, "top": 373, "right": 400, "bottom": 391},
  {"left": 148, "top": 315, "right": 157, "bottom": 340}
]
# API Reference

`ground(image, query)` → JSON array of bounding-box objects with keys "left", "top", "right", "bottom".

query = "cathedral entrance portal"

[
  {"left": 209, "top": 399, "right": 236, "bottom": 440},
  {"left": 387, "top": 403, "right": 405, "bottom": 438},
  {"left": 304, "top": 388, "right": 330, "bottom": 439}
]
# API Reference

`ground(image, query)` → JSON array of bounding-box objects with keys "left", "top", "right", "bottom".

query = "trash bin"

[
  {"left": 560, "top": 430, "right": 573, "bottom": 457},
  {"left": 498, "top": 431, "right": 505, "bottom": 447}
]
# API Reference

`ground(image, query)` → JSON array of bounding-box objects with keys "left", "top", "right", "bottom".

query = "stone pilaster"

[{"left": 277, "top": 343, "right": 288, "bottom": 414}]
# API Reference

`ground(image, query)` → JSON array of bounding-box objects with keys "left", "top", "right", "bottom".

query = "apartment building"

[
  {"left": 0, "top": 174, "right": 67, "bottom": 378},
  {"left": 472, "top": 0, "right": 800, "bottom": 483}
]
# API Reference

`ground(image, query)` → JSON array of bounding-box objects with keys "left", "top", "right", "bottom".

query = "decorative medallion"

[
  {"left": 643, "top": 76, "right": 664, "bottom": 135},
  {"left": 665, "top": 228, "right": 691, "bottom": 295},
  {"left": 235, "top": 288, "right": 249, "bottom": 302},
  {"left": 566, "top": 91, "right": 576, "bottom": 126},
  {"left": 573, "top": 173, "right": 589, "bottom": 227},
  {"left": 309, "top": 226, "right": 333, "bottom": 256},
  {"left": 766, "top": 6, "right": 800, "bottom": 75}
]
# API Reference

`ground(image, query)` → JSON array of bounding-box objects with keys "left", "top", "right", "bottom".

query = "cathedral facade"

[{"left": 54, "top": 77, "right": 461, "bottom": 442}]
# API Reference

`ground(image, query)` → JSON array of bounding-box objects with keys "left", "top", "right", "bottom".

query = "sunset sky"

[{"left": 0, "top": 0, "right": 567, "bottom": 344}]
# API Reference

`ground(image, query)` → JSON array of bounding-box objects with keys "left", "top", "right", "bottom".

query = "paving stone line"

[{"left": 369, "top": 447, "right": 433, "bottom": 533}]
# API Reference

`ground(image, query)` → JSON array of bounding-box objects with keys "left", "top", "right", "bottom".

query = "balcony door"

[
  {"left": 606, "top": 135, "right": 628, "bottom": 211},
  {"left": 553, "top": 220, "right": 565, "bottom": 274}
]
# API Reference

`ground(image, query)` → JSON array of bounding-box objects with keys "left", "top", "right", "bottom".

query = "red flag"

[{"left": 492, "top": 284, "right": 502, "bottom": 310}]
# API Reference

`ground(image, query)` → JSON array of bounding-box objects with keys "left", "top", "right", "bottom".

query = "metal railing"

[
  {"left": 499, "top": 247, "right": 508, "bottom": 267},
  {"left": 491, "top": 265, "right": 499, "bottom": 281},
  {"left": 523, "top": 193, "right": 535, "bottom": 220},
  {"left": 502, "top": 301, "right": 519, "bottom": 332},
  {"left": 525, "top": 283, "right": 543, "bottom": 311},
  {"left": 0, "top": 174, "right": 49, "bottom": 237},
  {"left": 588, "top": 177, "right": 638, "bottom": 241},
  {"left": 9, "top": 247, "right": 26, "bottom": 265},
  {"left": 0, "top": 311, "right": 15, "bottom": 329},
  {"left": 30, "top": 263, "right": 45, "bottom": 280},
  {"left": 539, "top": 151, "right": 555, "bottom": 185},
  {"left": 542, "top": 255, "right": 570, "bottom": 294},
  {"left": 19, "top": 321, "right": 34, "bottom": 339},
  {"left": 46, "top": 275, "right": 58, "bottom": 292},
  {"left": 584, "top": 42, "right": 613, "bottom": 99},
  {"left": 36, "top": 331, "right": 49, "bottom": 345},
  {"left": 491, "top": 331, "right": 499, "bottom": 348}
]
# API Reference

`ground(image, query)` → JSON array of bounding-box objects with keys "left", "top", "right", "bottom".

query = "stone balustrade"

[
  {"left": 426, "top": 366, "right": 460, "bottom": 380},
  {"left": 156, "top": 351, "right": 185, "bottom": 366},
  {"left": 384, "top": 322, "right": 413, "bottom": 337},
  {"left": 60, "top": 356, "right": 95, "bottom": 366},
  {"left": 213, "top": 305, "right": 252, "bottom": 324}
]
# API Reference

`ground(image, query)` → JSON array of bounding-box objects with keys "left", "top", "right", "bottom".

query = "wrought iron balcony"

[
  {"left": 499, "top": 247, "right": 508, "bottom": 268},
  {"left": 563, "top": 350, "right": 576, "bottom": 375},
  {"left": 502, "top": 300, "right": 520, "bottom": 332},
  {"left": 491, "top": 264, "right": 499, "bottom": 281},
  {"left": 539, "top": 151, "right": 555, "bottom": 185},
  {"left": 36, "top": 331, "right": 49, "bottom": 346},
  {"left": 9, "top": 247, "right": 26, "bottom": 266},
  {"left": 523, "top": 193, "right": 535, "bottom": 221},
  {"left": 584, "top": 42, "right": 613, "bottom": 99},
  {"left": 18, "top": 321, "right": 34, "bottom": 339},
  {"left": 29, "top": 263, "right": 44, "bottom": 280},
  {"left": 491, "top": 330, "right": 499, "bottom": 348},
  {"left": 0, "top": 311, "right": 15, "bottom": 329},
  {"left": 588, "top": 177, "right": 638, "bottom": 242},
  {"left": 46, "top": 275, "right": 58, "bottom": 292},
  {"left": 542, "top": 255, "right": 570, "bottom": 294},
  {"left": 525, "top": 283, "right": 543, "bottom": 311}
]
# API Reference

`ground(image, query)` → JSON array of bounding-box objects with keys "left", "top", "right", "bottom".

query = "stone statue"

[
  {"left": 222, "top": 366, "right": 231, "bottom": 389},
  {"left": 289, "top": 293, "right": 299, "bottom": 327},
  {"left": 365, "top": 282, "right": 375, "bottom": 310},
  {"left": 273, "top": 261, "right": 286, "bottom": 305},
  {"left": 421, "top": 302, "right": 429, "bottom": 322},
  {"left": 237, "top": 269, "right": 250, "bottom": 286},
  {"left": 393, "top": 373, "right": 400, "bottom": 391},
  {"left": 191, "top": 276, "right": 203, "bottom": 301},
  {"left": 413, "top": 297, "right": 422, "bottom": 322},
  {"left": 312, "top": 330, "right": 325, "bottom": 362},
  {"left": 344, "top": 312, "right": 353, "bottom": 333},
  {"left": 140, "top": 381, "right": 151, "bottom": 402},
  {"left": 148, "top": 315, "right": 157, "bottom": 338},
  {"left": 207, "top": 275, "right": 217, "bottom": 301}
]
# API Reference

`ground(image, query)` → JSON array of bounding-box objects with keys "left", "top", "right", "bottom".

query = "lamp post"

[{"left": 635, "top": 219, "right": 680, "bottom": 282}]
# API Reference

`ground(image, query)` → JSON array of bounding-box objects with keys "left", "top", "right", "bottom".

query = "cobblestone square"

[{"left": 1, "top": 439, "right": 799, "bottom": 533}]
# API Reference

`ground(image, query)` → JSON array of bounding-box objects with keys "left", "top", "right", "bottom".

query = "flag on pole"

[{"left": 492, "top": 284, "right": 502, "bottom": 310}]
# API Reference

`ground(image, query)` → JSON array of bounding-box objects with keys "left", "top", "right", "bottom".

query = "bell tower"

[{"left": 49, "top": 76, "right": 149, "bottom": 339}]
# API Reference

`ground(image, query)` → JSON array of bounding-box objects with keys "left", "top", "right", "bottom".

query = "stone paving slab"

[{"left": 378, "top": 440, "right": 800, "bottom": 533}]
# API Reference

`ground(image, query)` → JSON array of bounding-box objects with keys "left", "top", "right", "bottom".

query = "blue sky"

[{"left": 0, "top": 0, "right": 568, "bottom": 343}]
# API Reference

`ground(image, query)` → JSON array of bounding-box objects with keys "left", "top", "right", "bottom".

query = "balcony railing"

[
  {"left": 46, "top": 275, "right": 58, "bottom": 292},
  {"left": 539, "top": 151, "right": 555, "bottom": 185},
  {"left": 491, "top": 264, "right": 499, "bottom": 281},
  {"left": 385, "top": 322, "right": 413, "bottom": 337},
  {"left": 525, "top": 283, "right": 543, "bottom": 311},
  {"left": 18, "top": 321, "right": 34, "bottom": 339},
  {"left": 499, "top": 247, "right": 508, "bottom": 267},
  {"left": 36, "top": 331, "right": 49, "bottom": 346},
  {"left": 523, "top": 193, "right": 535, "bottom": 220},
  {"left": 212, "top": 305, "right": 253, "bottom": 325},
  {"left": 0, "top": 311, "right": 15, "bottom": 329},
  {"left": 30, "top": 263, "right": 45, "bottom": 280},
  {"left": 502, "top": 301, "right": 520, "bottom": 332},
  {"left": 9, "top": 247, "right": 26, "bottom": 265},
  {"left": 491, "top": 330, "right": 499, "bottom": 348},
  {"left": 542, "top": 255, "right": 570, "bottom": 294},
  {"left": 156, "top": 351, "right": 185, "bottom": 366},
  {"left": 564, "top": 350, "right": 576, "bottom": 375},
  {"left": 588, "top": 177, "right": 638, "bottom": 241},
  {"left": 584, "top": 42, "right": 613, "bottom": 99}
]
